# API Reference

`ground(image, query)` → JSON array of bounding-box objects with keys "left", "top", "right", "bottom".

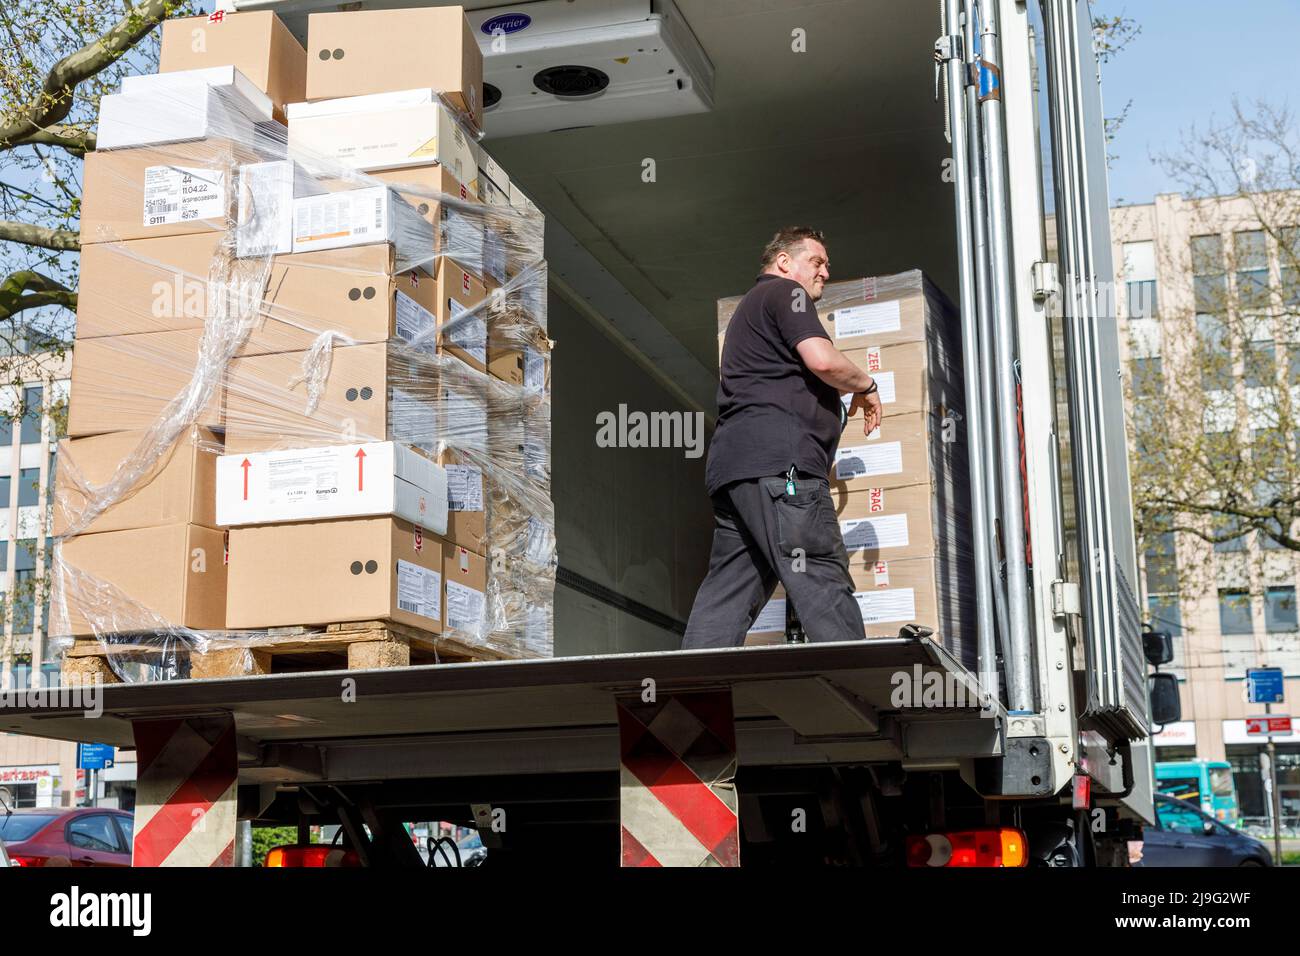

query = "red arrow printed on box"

[
  {"left": 241, "top": 458, "right": 251, "bottom": 501},
  {"left": 356, "top": 448, "right": 366, "bottom": 491}
]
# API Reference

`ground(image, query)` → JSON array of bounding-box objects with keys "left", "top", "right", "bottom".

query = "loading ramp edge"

[{"left": 1, "top": 638, "right": 1005, "bottom": 774}]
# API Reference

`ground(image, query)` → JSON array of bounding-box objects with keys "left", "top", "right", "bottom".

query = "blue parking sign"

[
  {"left": 77, "top": 743, "right": 115, "bottom": 770},
  {"left": 1246, "top": 668, "right": 1285, "bottom": 704}
]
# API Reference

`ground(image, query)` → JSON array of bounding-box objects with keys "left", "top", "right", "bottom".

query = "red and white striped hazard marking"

[
  {"left": 131, "top": 715, "right": 238, "bottom": 867},
  {"left": 617, "top": 691, "right": 739, "bottom": 867}
]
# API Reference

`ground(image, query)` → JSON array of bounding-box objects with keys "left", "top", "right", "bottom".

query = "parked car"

[
  {"left": 1138, "top": 794, "right": 1273, "bottom": 867},
  {"left": 0, "top": 808, "right": 134, "bottom": 867},
  {"left": 0, "top": 837, "right": 9, "bottom": 868}
]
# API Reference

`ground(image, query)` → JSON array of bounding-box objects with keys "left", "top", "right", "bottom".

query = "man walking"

[{"left": 681, "top": 227, "right": 882, "bottom": 649}]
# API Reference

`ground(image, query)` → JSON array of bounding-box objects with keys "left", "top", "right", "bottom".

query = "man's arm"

[
  {"left": 796, "top": 337, "right": 873, "bottom": 392},
  {"left": 796, "top": 337, "right": 883, "bottom": 435}
]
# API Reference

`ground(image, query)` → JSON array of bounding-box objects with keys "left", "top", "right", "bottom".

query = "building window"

[
  {"left": 1127, "top": 280, "right": 1158, "bottom": 319},
  {"left": 19, "top": 386, "right": 42, "bottom": 445},
  {"left": 0, "top": 474, "right": 9, "bottom": 509},
  {"left": 1212, "top": 513, "right": 1248, "bottom": 552},
  {"left": 1218, "top": 588, "right": 1254, "bottom": 635},
  {"left": 1234, "top": 230, "right": 1271, "bottom": 310},
  {"left": 1147, "top": 593, "right": 1183, "bottom": 636},
  {"left": 1192, "top": 234, "right": 1227, "bottom": 314},
  {"left": 1197, "top": 314, "right": 1233, "bottom": 391},
  {"left": 17, "top": 467, "right": 40, "bottom": 507},
  {"left": 1265, "top": 586, "right": 1298, "bottom": 633},
  {"left": 1243, "top": 340, "right": 1276, "bottom": 388}
]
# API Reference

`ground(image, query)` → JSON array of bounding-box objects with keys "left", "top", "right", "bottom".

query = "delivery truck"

[{"left": 2, "top": 0, "right": 1167, "bottom": 867}]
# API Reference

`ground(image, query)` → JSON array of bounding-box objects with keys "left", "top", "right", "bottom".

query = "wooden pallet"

[{"left": 61, "top": 620, "right": 512, "bottom": 684}]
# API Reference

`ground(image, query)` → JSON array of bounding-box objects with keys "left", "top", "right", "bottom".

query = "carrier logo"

[{"left": 481, "top": 13, "right": 532, "bottom": 35}]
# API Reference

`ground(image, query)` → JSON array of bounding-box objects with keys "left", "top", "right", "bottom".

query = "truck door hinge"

[
  {"left": 933, "top": 34, "right": 965, "bottom": 102},
  {"left": 1051, "top": 580, "right": 1081, "bottom": 618},
  {"left": 1031, "top": 261, "right": 1058, "bottom": 303}
]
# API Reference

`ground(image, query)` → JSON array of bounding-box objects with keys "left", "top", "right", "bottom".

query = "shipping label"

[
  {"left": 834, "top": 300, "right": 902, "bottom": 338},
  {"left": 265, "top": 450, "right": 342, "bottom": 505},
  {"left": 446, "top": 579, "right": 485, "bottom": 632},
  {"left": 835, "top": 442, "right": 903, "bottom": 480},
  {"left": 841, "top": 513, "right": 910, "bottom": 552},
  {"left": 143, "top": 166, "right": 226, "bottom": 226},
  {"left": 445, "top": 297, "right": 487, "bottom": 364},
  {"left": 445, "top": 463, "right": 484, "bottom": 512},
  {"left": 396, "top": 559, "right": 441, "bottom": 621},
  {"left": 394, "top": 292, "right": 437, "bottom": 350},
  {"left": 749, "top": 598, "right": 786, "bottom": 634},
  {"left": 855, "top": 587, "right": 917, "bottom": 624}
]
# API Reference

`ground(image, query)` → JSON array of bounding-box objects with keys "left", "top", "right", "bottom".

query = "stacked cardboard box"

[
  {"left": 717, "top": 271, "right": 974, "bottom": 668},
  {"left": 53, "top": 8, "right": 555, "bottom": 676}
]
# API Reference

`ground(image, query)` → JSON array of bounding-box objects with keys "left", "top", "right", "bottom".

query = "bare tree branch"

[
  {"left": 0, "top": 0, "right": 169, "bottom": 151},
  {"left": 0, "top": 270, "right": 75, "bottom": 322},
  {"left": 16, "top": 125, "right": 96, "bottom": 155},
  {"left": 0, "top": 220, "right": 79, "bottom": 251}
]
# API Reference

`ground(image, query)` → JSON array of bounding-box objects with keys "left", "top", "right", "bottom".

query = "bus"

[{"left": 1155, "top": 761, "right": 1240, "bottom": 825}]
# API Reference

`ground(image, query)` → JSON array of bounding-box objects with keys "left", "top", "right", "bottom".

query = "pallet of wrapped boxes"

[{"left": 53, "top": 7, "right": 555, "bottom": 684}]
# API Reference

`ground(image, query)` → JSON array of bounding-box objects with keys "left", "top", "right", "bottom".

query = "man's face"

[{"left": 781, "top": 239, "right": 830, "bottom": 301}]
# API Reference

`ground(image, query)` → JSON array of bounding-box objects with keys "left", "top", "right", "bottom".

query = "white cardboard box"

[
  {"left": 99, "top": 66, "right": 274, "bottom": 149},
  {"left": 236, "top": 159, "right": 327, "bottom": 257},
  {"left": 216, "top": 441, "right": 448, "bottom": 533},
  {"left": 290, "top": 185, "right": 432, "bottom": 267},
  {"left": 287, "top": 89, "right": 478, "bottom": 182}
]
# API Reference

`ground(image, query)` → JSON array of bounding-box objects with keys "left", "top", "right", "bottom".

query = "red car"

[{"left": 0, "top": 808, "right": 134, "bottom": 867}]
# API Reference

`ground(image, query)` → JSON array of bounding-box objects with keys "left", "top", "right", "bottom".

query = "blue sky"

[{"left": 1096, "top": 0, "right": 1300, "bottom": 206}]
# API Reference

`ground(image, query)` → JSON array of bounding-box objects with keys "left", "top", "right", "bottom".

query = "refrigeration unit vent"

[{"left": 467, "top": 0, "right": 715, "bottom": 137}]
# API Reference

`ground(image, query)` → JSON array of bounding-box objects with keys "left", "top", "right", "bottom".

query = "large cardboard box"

[
  {"left": 75, "top": 233, "right": 225, "bottom": 339},
  {"left": 248, "top": 243, "right": 440, "bottom": 355},
  {"left": 215, "top": 440, "right": 448, "bottom": 534},
  {"left": 840, "top": 338, "right": 965, "bottom": 419},
  {"left": 289, "top": 186, "right": 432, "bottom": 265},
  {"left": 53, "top": 428, "right": 220, "bottom": 536},
  {"left": 225, "top": 516, "right": 444, "bottom": 631},
  {"left": 442, "top": 539, "right": 487, "bottom": 636},
  {"left": 305, "top": 8, "right": 484, "bottom": 130},
  {"left": 99, "top": 67, "right": 274, "bottom": 150},
  {"left": 434, "top": 257, "right": 488, "bottom": 371},
  {"left": 160, "top": 12, "right": 307, "bottom": 123},
  {"left": 67, "top": 329, "right": 223, "bottom": 437},
  {"left": 288, "top": 90, "right": 478, "bottom": 182},
  {"left": 830, "top": 411, "right": 967, "bottom": 496},
  {"left": 57, "top": 523, "right": 227, "bottom": 635},
  {"left": 832, "top": 482, "right": 939, "bottom": 563},
  {"left": 224, "top": 341, "right": 486, "bottom": 453},
  {"left": 81, "top": 139, "right": 256, "bottom": 244},
  {"left": 438, "top": 448, "right": 487, "bottom": 553},
  {"left": 369, "top": 164, "right": 487, "bottom": 279}
]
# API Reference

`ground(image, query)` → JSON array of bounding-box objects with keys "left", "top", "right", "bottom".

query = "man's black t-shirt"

[{"left": 705, "top": 274, "right": 844, "bottom": 495}]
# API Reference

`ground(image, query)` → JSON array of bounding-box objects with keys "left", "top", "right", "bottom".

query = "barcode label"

[
  {"left": 374, "top": 198, "right": 383, "bottom": 230},
  {"left": 142, "top": 166, "right": 225, "bottom": 226},
  {"left": 396, "top": 559, "right": 440, "bottom": 621}
]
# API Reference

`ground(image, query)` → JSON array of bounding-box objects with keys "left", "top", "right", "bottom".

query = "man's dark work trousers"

[{"left": 681, "top": 475, "right": 865, "bottom": 649}]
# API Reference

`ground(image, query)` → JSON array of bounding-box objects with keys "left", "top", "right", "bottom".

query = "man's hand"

[{"left": 849, "top": 388, "right": 883, "bottom": 435}]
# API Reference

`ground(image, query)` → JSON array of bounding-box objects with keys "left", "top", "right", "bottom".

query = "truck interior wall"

[{"left": 547, "top": 289, "right": 713, "bottom": 656}]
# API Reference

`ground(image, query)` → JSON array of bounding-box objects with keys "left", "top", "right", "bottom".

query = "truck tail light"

[
  {"left": 905, "top": 828, "right": 1028, "bottom": 867},
  {"left": 264, "top": 845, "right": 361, "bottom": 868}
]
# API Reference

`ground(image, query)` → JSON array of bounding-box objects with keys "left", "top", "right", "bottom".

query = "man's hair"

[{"left": 759, "top": 226, "right": 827, "bottom": 270}]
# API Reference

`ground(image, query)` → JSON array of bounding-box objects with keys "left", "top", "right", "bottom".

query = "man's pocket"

[{"left": 764, "top": 478, "right": 839, "bottom": 559}]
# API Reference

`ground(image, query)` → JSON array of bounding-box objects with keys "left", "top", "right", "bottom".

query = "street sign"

[
  {"left": 1246, "top": 668, "right": 1285, "bottom": 704},
  {"left": 1245, "top": 715, "right": 1293, "bottom": 737},
  {"left": 76, "top": 743, "right": 115, "bottom": 770}
]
